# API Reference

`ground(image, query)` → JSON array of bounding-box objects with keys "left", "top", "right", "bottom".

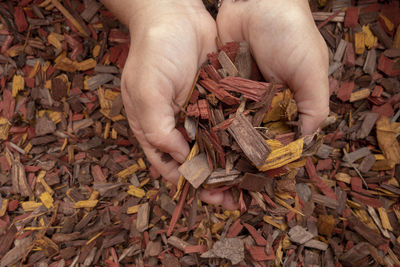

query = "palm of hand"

[{"left": 217, "top": 0, "right": 329, "bottom": 134}]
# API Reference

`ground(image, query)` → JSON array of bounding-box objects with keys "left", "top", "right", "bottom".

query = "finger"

[
  {"left": 199, "top": 189, "right": 239, "bottom": 210},
  {"left": 127, "top": 116, "right": 182, "bottom": 184}
]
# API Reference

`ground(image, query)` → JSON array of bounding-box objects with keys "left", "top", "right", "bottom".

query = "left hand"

[{"left": 217, "top": 0, "right": 330, "bottom": 135}]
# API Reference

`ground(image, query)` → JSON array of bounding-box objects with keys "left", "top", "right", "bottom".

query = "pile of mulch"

[{"left": 0, "top": 0, "right": 399, "bottom": 266}]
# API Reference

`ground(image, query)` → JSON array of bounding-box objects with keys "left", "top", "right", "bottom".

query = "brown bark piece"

[
  {"left": 234, "top": 41, "right": 252, "bottom": 79},
  {"left": 228, "top": 113, "right": 270, "bottom": 167},
  {"left": 376, "top": 116, "right": 400, "bottom": 167},
  {"left": 384, "top": 48, "right": 400, "bottom": 58},
  {"left": 312, "top": 194, "right": 339, "bottom": 209},
  {"left": 201, "top": 238, "right": 244, "bottom": 265},
  {"left": 80, "top": 0, "right": 102, "bottom": 22},
  {"left": 357, "top": 112, "right": 379, "bottom": 139},
  {"left": 342, "top": 147, "right": 370, "bottom": 163},
  {"left": 218, "top": 51, "right": 239, "bottom": 77},
  {"left": 109, "top": 94, "right": 123, "bottom": 117},
  {"left": 160, "top": 194, "right": 176, "bottom": 216},
  {"left": 136, "top": 202, "right": 150, "bottom": 232},
  {"left": 162, "top": 254, "right": 181, "bottom": 267},
  {"left": 340, "top": 242, "right": 370, "bottom": 266},
  {"left": 288, "top": 226, "right": 315, "bottom": 244},
  {"left": 358, "top": 154, "right": 376, "bottom": 173},
  {"left": 317, "top": 215, "right": 335, "bottom": 237},
  {"left": 87, "top": 74, "right": 114, "bottom": 90},
  {"left": 35, "top": 115, "right": 56, "bottom": 136},
  {"left": 204, "top": 168, "right": 241, "bottom": 185},
  {"left": 11, "top": 155, "right": 33, "bottom": 197},
  {"left": 363, "top": 49, "right": 376, "bottom": 75},
  {"left": 178, "top": 153, "right": 212, "bottom": 189},
  {"left": 167, "top": 236, "right": 190, "bottom": 251},
  {"left": 348, "top": 216, "right": 387, "bottom": 247},
  {"left": 0, "top": 237, "right": 31, "bottom": 267},
  {"left": 370, "top": 22, "right": 392, "bottom": 49},
  {"left": 51, "top": 77, "right": 68, "bottom": 101},
  {"left": 239, "top": 173, "right": 269, "bottom": 192},
  {"left": 316, "top": 144, "right": 334, "bottom": 159},
  {"left": 334, "top": 39, "right": 347, "bottom": 62},
  {"left": 304, "top": 239, "right": 328, "bottom": 251}
]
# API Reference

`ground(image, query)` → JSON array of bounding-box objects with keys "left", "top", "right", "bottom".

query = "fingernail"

[{"left": 170, "top": 152, "right": 186, "bottom": 163}]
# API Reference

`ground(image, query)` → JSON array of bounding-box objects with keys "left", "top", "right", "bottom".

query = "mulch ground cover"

[{"left": 0, "top": 0, "right": 399, "bottom": 266}]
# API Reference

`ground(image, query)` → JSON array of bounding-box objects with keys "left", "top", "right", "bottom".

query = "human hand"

[
  {"left": 120, "top": 1, "right": 216, "bottom": 184},
  {"left": 217, "top": 0, "right": 329, "bottom": 135}
]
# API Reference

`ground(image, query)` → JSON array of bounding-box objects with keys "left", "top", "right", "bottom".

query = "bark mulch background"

[{"left": 0, "top": 0, "right": 399, "bottom": 266}]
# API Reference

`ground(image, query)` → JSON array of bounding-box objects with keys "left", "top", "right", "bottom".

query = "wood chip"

[
  {"left": 178, "top": 153, "right": 212, "bottom": 189},
  {"left": 228, "top": 113, "right": 271, "bottom": 167},
  {"left": 218, "top": 51, "right": 239, "bottom": 77}
]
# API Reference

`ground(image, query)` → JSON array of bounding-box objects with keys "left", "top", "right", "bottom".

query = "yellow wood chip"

[
  {"left": 138, "top": 158, "right": 146, "bottom": 170},
  {"left": 347, "top": 199, "right": 362, "bottom": 209},
  {"left": 355, "top": 32, "right": 365, "bottom": 55},
  {"left": 376, "top": 116, "right": 400, "bottom": 168},
  {"left": 7, "top": 44, "right": 23, "bottom": 57},
  {"left": 55, "top": 57, "right": 77, "bottom": 72},
  {"left": 127, "top": 205, "right": 140, "bottom": 214},
  {"left": 74, "top": 200, "right": 98, "bottom": 208},
  {"left": 374, "top": 154, "right": 385, "bottom": 161},
  {"left": 88, "top": 190, "right": 99, "bottom": 201},
  {"left": 286, "top": 158, "right": 306, "bottom": 169},
  {"left": 335, "top": 172, "right": 351, "bottom": 184},
  {"left": 372, "top": 159, "right": 394, "bottom": 171},
  {"left": 40, "top": 191, "right": 54, "bottom": 209},
  {"left": 146, "top": 189, "right": 158, "bottom": 199},
  {"left": 116, "top": 163, "right": 142, "bottom": 179},
  {"left": 75, "top": 58, "right": 97, "bottom": 71},
  {"left": 263, "top": 92, "right": 285, "bottom": 123},
  {"left": 104, "top": 121, "right": 111, "bottom": 139},
  {"left": 0, "top": 198, "right": 8, "bottom": 217},
  {"left": 350, "top": 88, "right": 370, "bottom": 102},
  {"left": 258, "top": 138, "right": 303, "bottom": 171},
  {"left": 22, "top": 201, "right": 43, "bottom": 212},
  {"left": 28, "top": 60, "right": 41, "bottom": 78},
  {"left": 275, "top": 197, "right": 304, "bottom": 216},
  {"left": 92, "top": 44, "right": 101, "bottom": 57},
  {"left": 12, "top": 75, "right": 24, "bottom": 97},
  {"left": 263, "top": 216, "right": 287, "bottom": 231},
  {"left": 61, "top": 138, "right": 68, "bottom": 151},
  {"left": 127, "top": 185, "right": 145, "bottom": 198},
  {"left": 224, "top": 210, "right": 240, "bottom": 221},
  {"left": 54, "top": 51, "right": 67, "bottom": 64},
  {"left": 104, "top": 89, "right": 120, "bottom": 101},
  {"left": 111, "top": 128, "right": 117, "bottom": 139},
  {"left": 265, "top": 139, "right": 283, "bottom": 150},
  {"left": 0, "top": 120, "right": 10, "bottom": 140},
  {"left": 211, "top": 222, "right": 225, "bottom": 234},
  {"left": 379, "top": 14, "right": 394, "bottom": 32},
  {"left": 47, "top": 32, "right": 64, "bottom": 50},
  {"left": 99, "top": 109, "right": 126, "bottom": 122},
  {"left": 362, "top": 25, "right": 378, "bottom": 49},
  {"left": 394, "top": 25, "right": 400, "bottom": 48},
  {"left": 37, "top": 170, "right": 54, "bottom": 195},
  {"left": 378, "top": 207, "right": 393, "bottom": 231}
]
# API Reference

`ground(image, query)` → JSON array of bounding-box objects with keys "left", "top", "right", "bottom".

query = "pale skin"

[{"left": 101, "top": 0, "right": 329, "bottom": 209}]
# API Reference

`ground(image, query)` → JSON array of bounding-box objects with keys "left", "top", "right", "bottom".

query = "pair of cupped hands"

[{"left": 104, "top": 0, "right": 329, "bottom": 209}]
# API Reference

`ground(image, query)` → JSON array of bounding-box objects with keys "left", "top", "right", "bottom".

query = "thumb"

[{"left": 288, "top": 53, "right": 329, "bottom": 135}]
